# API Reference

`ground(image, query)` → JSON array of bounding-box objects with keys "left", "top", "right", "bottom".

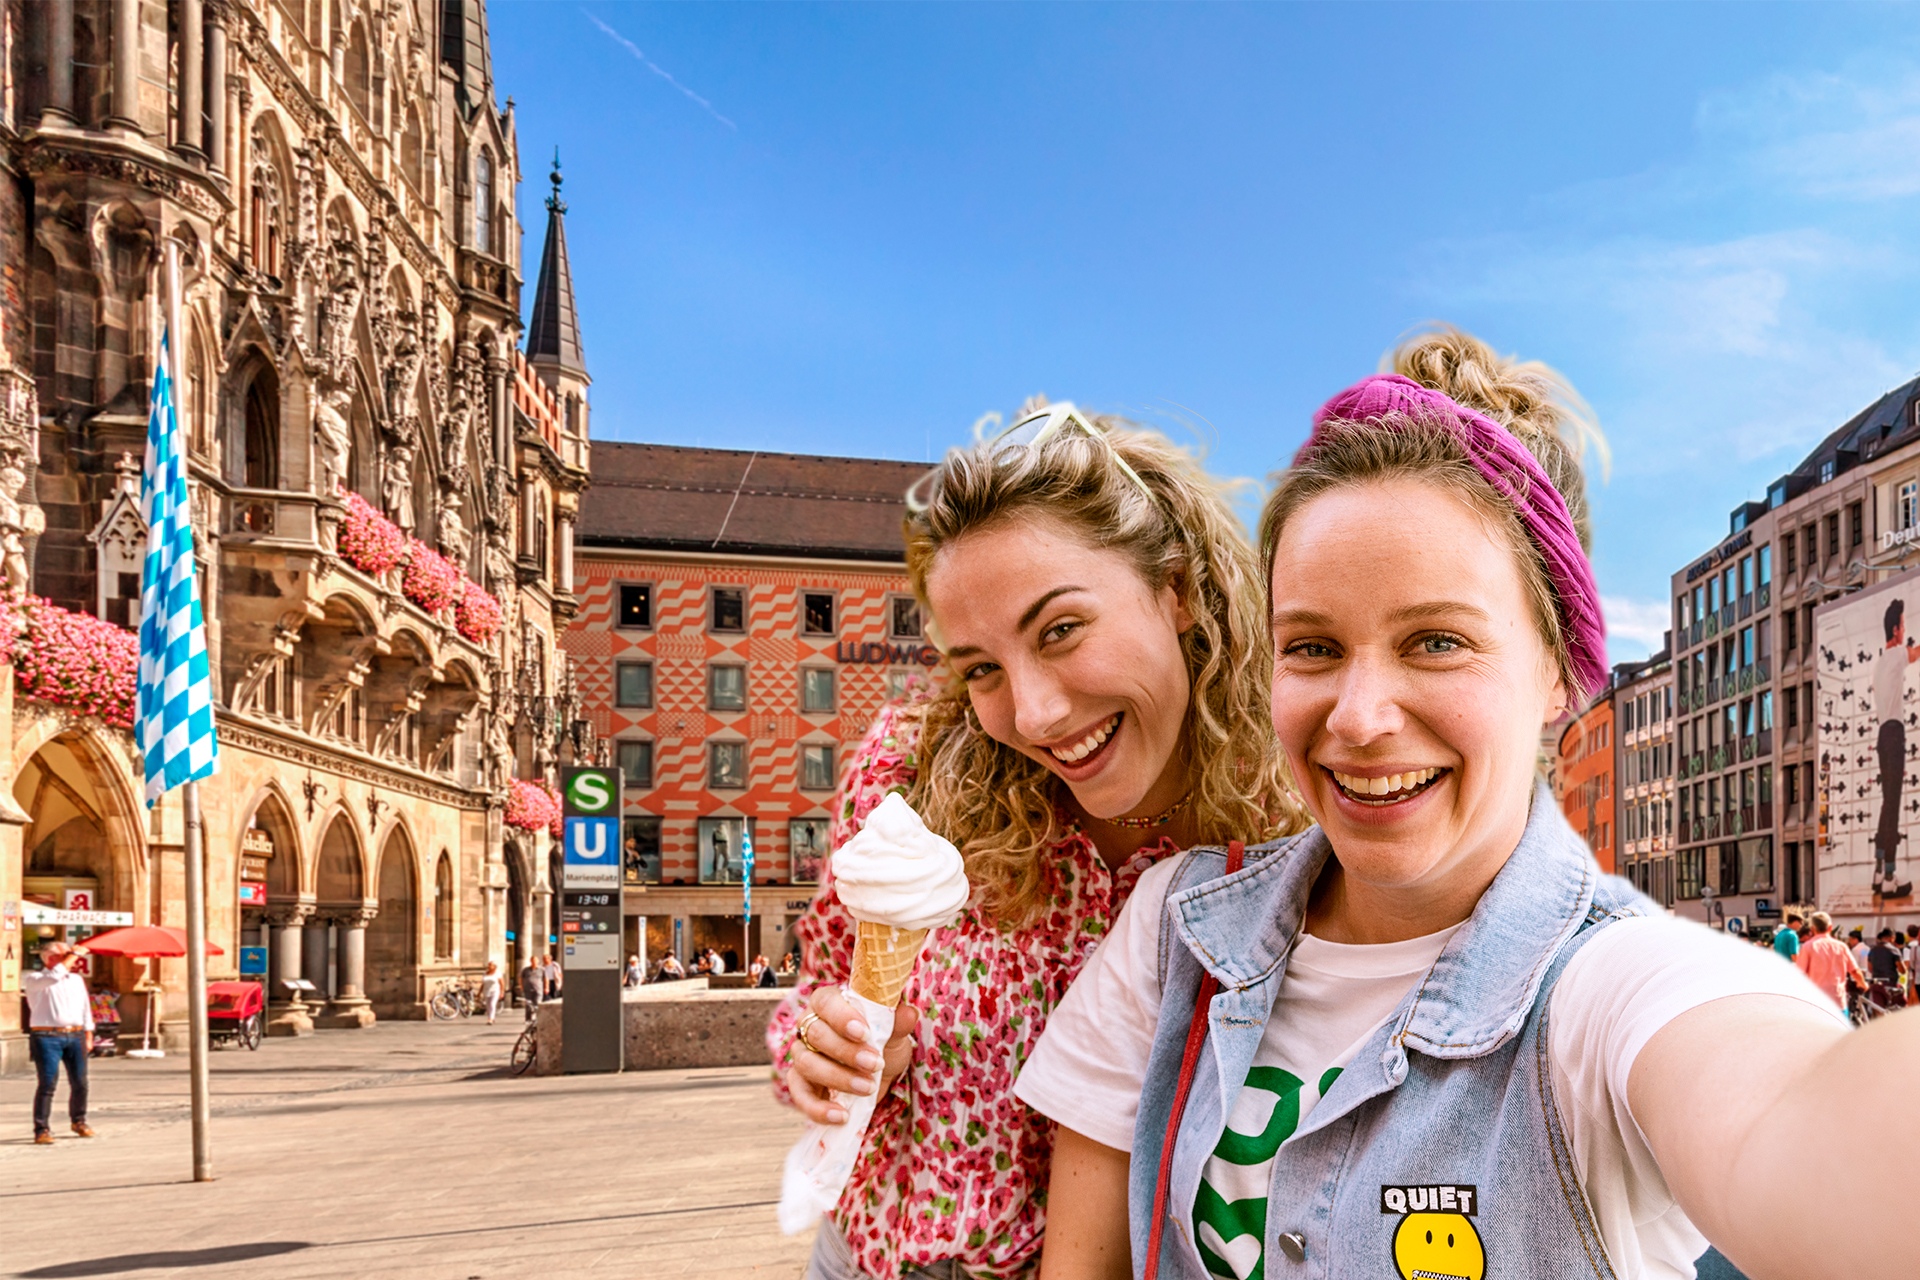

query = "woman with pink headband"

[{"left": 1018, "top": 328, "right": 1918, "bottom": 1278}]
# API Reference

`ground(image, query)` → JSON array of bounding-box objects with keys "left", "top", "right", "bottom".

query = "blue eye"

[{"left": 1421, "top": 634, "right": 1463, "bottom": 654}]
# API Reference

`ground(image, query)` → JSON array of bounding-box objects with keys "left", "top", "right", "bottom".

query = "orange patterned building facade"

[{"left": 563, "top": 443, "right": 933, "bottom": 968}]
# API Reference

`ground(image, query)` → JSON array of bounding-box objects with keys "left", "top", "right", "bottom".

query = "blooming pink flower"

[
  {"left": 400, "top": 543, "right": 463, "bottom": 615},
  {"left": 454, "top": 584, "right": 504, "bottom": 645},
  {"left": 504, "top": 778, "right": 560, "bottom": 832},
  {"left": 338, "top": 492, "right": 408, "bottom": 576},
  {"left": 12, "top": 599, "right": 139, "bottom": 728}
]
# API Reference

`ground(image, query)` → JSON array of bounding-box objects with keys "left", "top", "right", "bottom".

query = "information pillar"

[{"left": 560, "top": 766, "right": 623, "bottom": 1073}]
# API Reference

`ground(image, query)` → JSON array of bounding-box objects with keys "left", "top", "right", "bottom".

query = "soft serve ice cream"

[
  {"left": 832, "top": 792, "right": 970, "bottom": 931},
  {"left": 779, "top": 794, "right": 969, "bottom": 1233}
]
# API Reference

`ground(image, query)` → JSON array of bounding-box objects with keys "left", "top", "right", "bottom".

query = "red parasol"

[{"left": 81, "top": 925, "right": 225, "bottom": 958}]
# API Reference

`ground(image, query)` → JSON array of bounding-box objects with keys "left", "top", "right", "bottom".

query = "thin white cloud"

[
  {"left": 1698, "top": 64, "right": 1920, "bottom": 201},
  {"left": 1603, "top": 596, "right": 1673, "bottom": 661},
  {"left": 582, "top": 10, "right": 737, "bottom": 132}
]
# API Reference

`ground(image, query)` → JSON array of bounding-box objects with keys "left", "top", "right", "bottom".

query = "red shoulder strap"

[{"left": 1143, "top": 840, "right": 1244, "bottom": 1280}]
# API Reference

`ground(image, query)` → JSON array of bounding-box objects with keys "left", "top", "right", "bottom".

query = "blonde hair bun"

[{"left": 1387, "top": 325, "right": 1609, "bottom": 550}]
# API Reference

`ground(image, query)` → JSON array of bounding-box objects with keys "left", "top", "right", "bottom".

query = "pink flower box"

[
  {"left": 454, "top": 584, "right": 504, "bottom": 645},
  {"left": 400, "top": 543, "right": 463, "bottom": 615},
  {"left": 338, "top": 492, "right": 408, "bottom": 577},
  {"left": 504, "top": 777, "right": 560, "bottom": 832},
  {"left": 12, "top": 599, "right": 139, "bottom": 729}
]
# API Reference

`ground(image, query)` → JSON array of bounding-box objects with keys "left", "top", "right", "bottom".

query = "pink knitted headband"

[{"left": 1296, "top": 373, "right": 1608, "bottom": 697}]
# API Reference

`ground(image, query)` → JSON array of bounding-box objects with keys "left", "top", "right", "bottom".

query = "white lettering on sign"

[
  {"left": 572, "top": 822, "right": 608, "bottom": 860},
  {"left": 570, "top": 772, "right": 612, "bottom": 813}
]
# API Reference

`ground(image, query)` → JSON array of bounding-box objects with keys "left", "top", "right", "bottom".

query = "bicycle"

[
  {"left": 429, "top": 976, "right": 478, "bottom": 1021},
  {"left": 1847, "top": 979, "right": 1902, "bottom": 1027},
  {"left": 509, "top": 1024, "right": 538, "bottom": 1076}
]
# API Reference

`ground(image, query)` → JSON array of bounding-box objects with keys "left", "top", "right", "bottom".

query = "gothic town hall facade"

[{"left": 0, "top": 0, "right": 596, "bottom": 1067}]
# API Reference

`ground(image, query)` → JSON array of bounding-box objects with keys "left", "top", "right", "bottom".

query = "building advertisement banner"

[{"left": 1816, "top": 575, "right": 1920, "bottom": 923}]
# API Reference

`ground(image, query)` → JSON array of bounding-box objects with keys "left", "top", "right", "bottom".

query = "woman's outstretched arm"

[
  {"left": 1632, "top": 997, "right": 1920, "bottom": 1277},
  {"left": 1039, "top": 1127, "right": 1132, "bottom": 1280}
]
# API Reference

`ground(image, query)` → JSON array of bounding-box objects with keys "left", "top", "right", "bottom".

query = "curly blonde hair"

[
  {"left": 1259, "top": 326, "right": 1607, "bottom": 702},
  {"left": 902, "top": 411, "right": 1308, "bottom": 928}
]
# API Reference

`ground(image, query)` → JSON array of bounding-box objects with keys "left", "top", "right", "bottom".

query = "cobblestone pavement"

[{"left": 0, "top": 1017, "right": 816, "bottom": 1278}]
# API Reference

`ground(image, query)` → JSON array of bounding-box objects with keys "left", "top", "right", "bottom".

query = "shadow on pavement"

[{"left": 17, "top": 1241, "right": 311, "bottom": 1276}]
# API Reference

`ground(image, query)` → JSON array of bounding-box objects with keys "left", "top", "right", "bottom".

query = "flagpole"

[{"left": 165, "top": 241, "right": 213, "bottom": 1183}]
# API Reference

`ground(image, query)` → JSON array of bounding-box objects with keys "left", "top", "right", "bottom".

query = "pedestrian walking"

[
  {"left": 541, "top": 953, "right": 562, "bottom": 999},
  {"left": 752, "top": 954, "right": 776, "bottom": 989},
  {"left": 23, "top": 942, "right": 95, "bottom": 1145},
  {"left": 623, "top": 955, "right": 643, "bottom": 988},
  {"left": 479, "top": 961, "right": 503, "bottom": 1024},
  {"left": 519, "top": 956, "right": 543, "bottom": 1023},
  {"left": 1850, "top": 927, "right": 1872, "bottom": 970},
  {"left": 1773, "top": 911, "right": 1803, "bottom": 962},
  {"left": 1795, "top": 911, "right": 1865, "bottom": 1009}
]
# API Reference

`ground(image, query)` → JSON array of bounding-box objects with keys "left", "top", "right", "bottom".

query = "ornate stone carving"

[
  {"left": 382, "top": 444, "right": 415, "bottom": 533},
  {"left": 311, "top": 382, "right": 352, "bottom": 498},
  {"left": 437, "top": 492, "right": 470, "bottom": 565}
]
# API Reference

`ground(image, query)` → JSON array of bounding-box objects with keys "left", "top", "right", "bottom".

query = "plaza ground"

[{"left": 0, "top": 1018, "right": 816, "bottom": 1278}]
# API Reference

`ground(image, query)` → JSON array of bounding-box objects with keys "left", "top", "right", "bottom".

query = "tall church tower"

[{"left": 526, "top": 154, "right": 591, "bottom": 455}]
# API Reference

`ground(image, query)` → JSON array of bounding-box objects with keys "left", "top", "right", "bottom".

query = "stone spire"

[{"left": 526, "top": 151, "right": 586, "bottom": 378}]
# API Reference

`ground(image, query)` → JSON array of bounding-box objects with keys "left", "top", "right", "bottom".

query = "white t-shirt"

[
  {"left": 1874, "top": 644, "right": 1906, "bottom": 724},
  {"left": 1014, "top": 855, "right": 1844, "bottom": 1280}
]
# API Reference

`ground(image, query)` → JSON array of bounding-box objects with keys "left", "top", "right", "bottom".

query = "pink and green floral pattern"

[{"left": 768, "top": 701, "right": 1177, "bottom": 1279}]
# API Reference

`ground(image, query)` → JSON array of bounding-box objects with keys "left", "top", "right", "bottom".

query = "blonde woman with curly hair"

[{"left": 768, "top": 401, "right": 1307, "bottom": 1280}]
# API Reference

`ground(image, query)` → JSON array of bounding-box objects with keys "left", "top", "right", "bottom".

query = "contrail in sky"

[{"left": 583, "top": 10, "right": 738, "bottom": 132}]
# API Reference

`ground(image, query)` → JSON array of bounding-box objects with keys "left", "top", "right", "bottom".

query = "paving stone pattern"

[{"left": 0, "top": 1019, "right": 817, "bottom": 1278}]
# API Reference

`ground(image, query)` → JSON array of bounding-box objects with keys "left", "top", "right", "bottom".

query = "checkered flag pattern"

[{"left": 138, "top": 333, "right": 218, "bottom": 806}]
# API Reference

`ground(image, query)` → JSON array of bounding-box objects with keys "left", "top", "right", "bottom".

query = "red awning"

[{"left": 81, "top": 925, "right": 225, "bottom": 958}]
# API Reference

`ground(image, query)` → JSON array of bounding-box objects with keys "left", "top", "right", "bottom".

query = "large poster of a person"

[{"left": 1871, "top": 599, "right": 1917, "bottom": 902}]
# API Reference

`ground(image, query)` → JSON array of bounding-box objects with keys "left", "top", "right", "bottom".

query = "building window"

[
  {"left": 622, "top": 816, "right": 662, "bottom": 885},
  {"left": 790, "top": 819, "right": 829, "bottom": 885},
  {"left": 801, "top": 668, "right": 835, "bottom": 714},
  {"left": 1759, "top": 690, "right": 1773, "bottom": 732},
  {"left": 1820, "top": 459, "right": 1835, "bottom": 485},
  {"left": 1677, "top": 846, "right": 1704, "bottom": 899},
  {"left": 803, "top": 592, "right": 835, "bottom": 635},
  {"left": 1784, "top": 609, "right": 1797, "bottom": 655},
  {"left": 616, "top": 739, "right": 653, "bottom": 790},
  {"left": 712, "top": 587, "right": 746, "bottom": 632},
  {"left": 1849, "top": 501, "right": 1864, "bottom": 549},
  {"left": 243, "top": 376, "right": 279, "bottom": 489},
  {"left": 696, "top": 816, "right": 754, "bottom": 884},
  {"left": 1740, "top": 555, "right": 1753, "bottom": 598},
  {"left": 889, "top": 596, "right": 923, "bottom": 640},
  {"left": 709, "top": 741, "right": 746, "bottom": 789},
  {"left": 1783, "top": 532, "right": 1796, "bottom": 571},
  {"left": 801, "top": 743, "right": 835, "bottom": 791},
  {"left": 1902, "top": 481, "right": 1920, "bottom": 532},
  {"left": 615, "top": 662, "right": 653, "bottom": 708},
  {"left": 618, "top": 584, "right": 652, "bottom": 629},
  {"left": 474, "top": 149, "right": 493, "bottom": 252},
  {"left": 709, "top": 665, "right": 746, "bottom": 711},
  {"left": 1826, "top": 512, "right": 1840, "bottom": 560},
  {"left": 1803, "top": 525, "right": 1817, "bottom": 568},
  {"left": 1784, "top": 684, "right": 1798, "bottom": 729},
  {"left": 1758, "top": 544, "right": 1771, "bottom": 587}
]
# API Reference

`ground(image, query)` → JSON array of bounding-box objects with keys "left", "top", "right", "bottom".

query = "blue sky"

[{"left": 492, "top": 2, "right": 1920, "bottom": 662}]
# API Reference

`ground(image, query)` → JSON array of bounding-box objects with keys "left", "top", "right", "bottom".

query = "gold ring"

[{"left": 797, "top": 1011, "right": 823, "bottom": 1055}]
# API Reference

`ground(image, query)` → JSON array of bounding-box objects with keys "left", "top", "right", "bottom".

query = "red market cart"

[{"left": 206, "top": 981, "right": 264, "bottom": 1051}]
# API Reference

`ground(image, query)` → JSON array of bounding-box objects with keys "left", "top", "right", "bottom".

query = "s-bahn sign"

[{"left": 834, "top": 641, "right": 940, "bottom": 667}]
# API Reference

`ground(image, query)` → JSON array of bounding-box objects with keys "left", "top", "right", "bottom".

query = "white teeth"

[
  {"left": 1050, "top": 715, "right": 1119, "bottom": 764},
  {"left": 1331, "top": 767, "right": 1440, "bottom": 802}
]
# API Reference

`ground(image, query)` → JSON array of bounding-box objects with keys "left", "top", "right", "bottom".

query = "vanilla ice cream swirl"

[{"left": 832, "top": 793, "right": 970, "bottom": 930}]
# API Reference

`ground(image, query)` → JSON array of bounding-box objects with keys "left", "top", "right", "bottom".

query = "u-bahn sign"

[{"left": 562, "top": 766, "right": 621, "bottom": 892}]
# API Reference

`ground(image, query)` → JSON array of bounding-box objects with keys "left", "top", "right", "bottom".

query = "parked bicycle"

[
  {"left": 1848, "top": 979, "right": 1903, "bottom": 1027},
  {"left": 429, "top": 976, "right": 479, "bottom": 1021},
  {"left": 509, "top": 1024, "right": 538, "bottom": 1076}
]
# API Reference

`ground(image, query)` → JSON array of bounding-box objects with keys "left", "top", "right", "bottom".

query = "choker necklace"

[{"left": 1106, "top": 790, "right": 1194, "bottom": 830}]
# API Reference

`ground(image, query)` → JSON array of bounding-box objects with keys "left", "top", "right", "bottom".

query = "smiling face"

[
  {"left": 1268, "top": 479, "right": 1567, "bottom": 937},
  {"left": 925, "top": 515, "right": 1196, "bottom": 825}
]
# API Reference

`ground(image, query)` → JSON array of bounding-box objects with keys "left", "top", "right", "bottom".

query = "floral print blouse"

[{"left": 767, "top": 702, "right": 1178, "bottom": 1279}]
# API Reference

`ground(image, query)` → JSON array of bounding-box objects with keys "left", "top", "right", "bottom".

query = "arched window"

[
  {"left": 402, "top": 104, "right": 423, "bottom": 192},
  {"left": 473, "top": 150, "right": 493, "bottom": 254},
  {"left": 433, "top": 853, "right": 454, "bottom": 959},
  {"left": 243, "top": 375, "right": 278, "bottom": 489},
  {"left": 533, "top": 492, "right": 549, "bottom": 580},
  {"left": 345, "top": 22, "right": 371, "bottom": 120},
  {"left": 186, "top": 331, "right": 210, "bottom": 457},
  {"left": 249, "top": 145, "right": 283, "bottom": 279}
]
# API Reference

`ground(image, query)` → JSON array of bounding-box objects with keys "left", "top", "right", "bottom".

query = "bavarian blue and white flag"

[{"left": 137, "top": 333, "right": 218, "bottom": 806}]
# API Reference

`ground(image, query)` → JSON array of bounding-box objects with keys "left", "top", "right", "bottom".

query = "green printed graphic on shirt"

[{"left": 1193, "top": 1065, "right": 1344, "bottom": 1280}]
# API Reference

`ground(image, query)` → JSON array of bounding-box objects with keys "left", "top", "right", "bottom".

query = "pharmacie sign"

[{"left": 834, "top": 640, "right": 940, "bottom": 667}]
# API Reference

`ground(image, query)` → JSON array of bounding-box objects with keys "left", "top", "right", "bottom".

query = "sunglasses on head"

[{"left": 990, "top": 402, "right": 1157, "bottom": 503}]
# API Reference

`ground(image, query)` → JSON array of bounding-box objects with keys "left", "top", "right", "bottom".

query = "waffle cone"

[{"left": 849, "top": 920, "right": 930, "bottom": 1005}]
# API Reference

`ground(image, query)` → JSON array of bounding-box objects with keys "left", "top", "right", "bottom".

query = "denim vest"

[{"left": 1128, "top": 783, "right": 1665, "bottom": 1280}]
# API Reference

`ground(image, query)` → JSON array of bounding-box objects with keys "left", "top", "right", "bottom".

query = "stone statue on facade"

[
  {"left": 312, "top": 382, "right": 352, "bottom": 497},
  {"left": 442, "top": 392, "right": 470, "bottom": 477},
  {"left": 484, "top": 709, "right": 513, "bottom": 792},
  {"left": 437, "top": 492, "right": 470, "bottom": 566},
  {"left": 383, "top": 444, "right": 415, "bottom": 533}
]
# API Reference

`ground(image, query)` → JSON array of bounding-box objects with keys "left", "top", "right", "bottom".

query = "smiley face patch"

[{"left": 1380, "top": 1185, "right": 1484, "bottom": 1280}]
